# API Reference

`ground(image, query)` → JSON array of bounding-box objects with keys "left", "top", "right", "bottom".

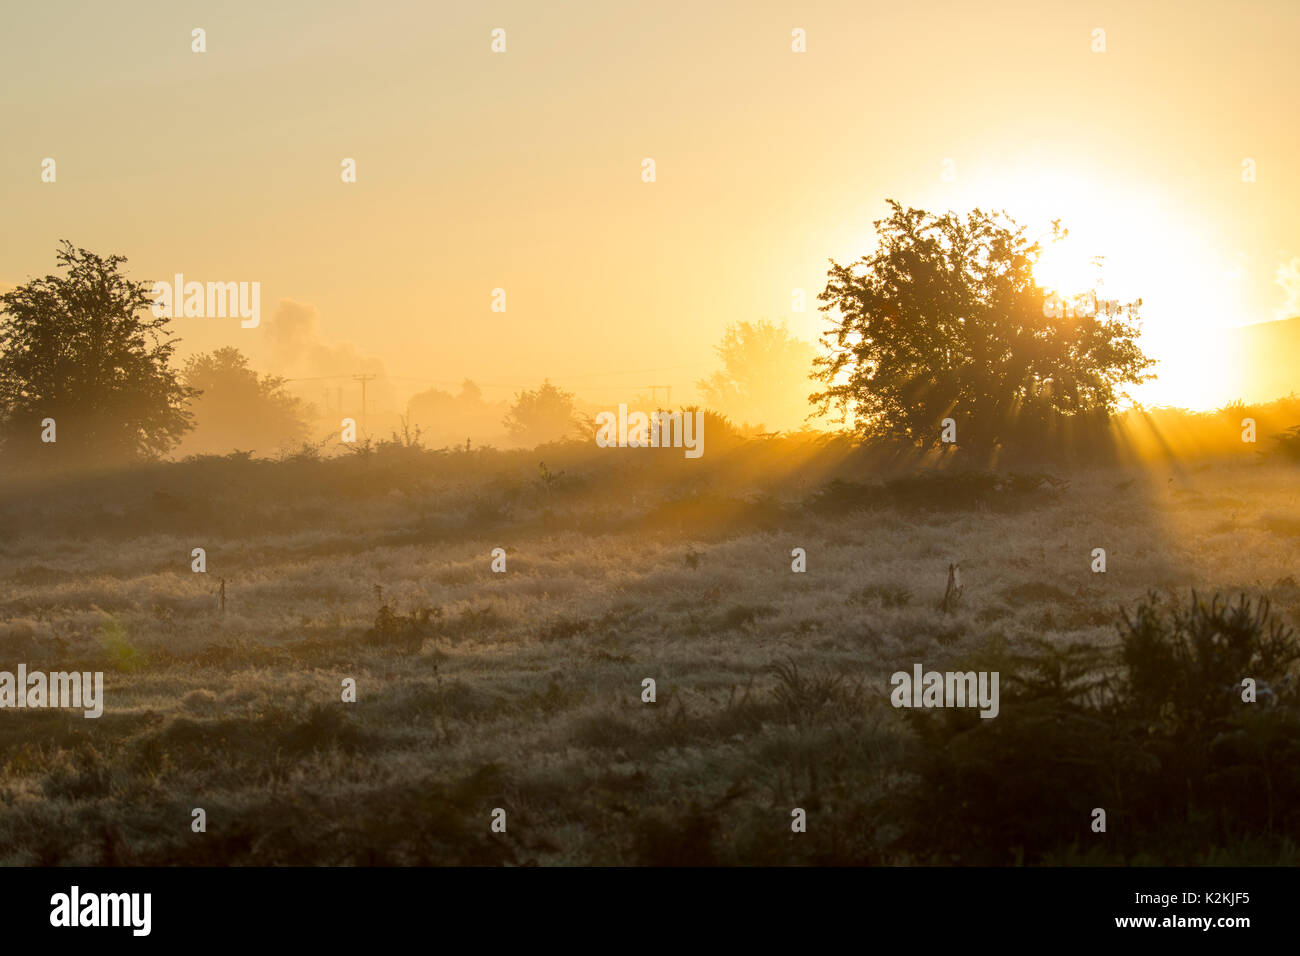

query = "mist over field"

[
  {"left": 2, "top": 0, "right": 1300, "bottom": 876},
  {"left": 3, "top": 418, "right": 1300, "bottom": 864}
]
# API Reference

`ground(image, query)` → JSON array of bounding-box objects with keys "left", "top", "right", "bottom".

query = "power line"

[{"left": 283, "top": 368, "right": 711, "bottom": 394}]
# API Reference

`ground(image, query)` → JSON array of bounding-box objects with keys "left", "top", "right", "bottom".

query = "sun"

[
  {"left": 1032, "top": 235, "right": 1100, "bottom": 298},
  {"left": 921, "top": 170, "right": 1246, "bottom": 409}
]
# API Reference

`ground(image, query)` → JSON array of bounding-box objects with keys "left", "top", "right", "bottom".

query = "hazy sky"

[{"left": 3, "top": 0, "right": 1297, "bottom": 412}]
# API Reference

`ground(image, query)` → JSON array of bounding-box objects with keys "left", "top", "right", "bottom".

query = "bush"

[
  {"left": 365, "top": 603, "right": 440, "bottom": 651},
  {"left": 1121, "top": 591, "right": 1299, "bottom": 731},
  {"left": 890, "top": 592, "right": 1300, "bottom": 864},
  {"left": 1272, "top": 425, "right": 1300, "bottom": 462}
]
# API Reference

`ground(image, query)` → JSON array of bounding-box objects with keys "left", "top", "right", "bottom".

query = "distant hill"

[{"left": 1222, "top": 316, "right": 1300, "bottom": 403}]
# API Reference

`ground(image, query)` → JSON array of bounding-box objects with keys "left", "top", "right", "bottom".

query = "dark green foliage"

[
  {"left": 891, "top": 592, "right": 1300, "bottom": 864},
  {"left": 0, "top": 242, "right": 195, "bottom": 466},
  {"left": 1120, "top": 591, "right": 1299, "bottom": 732}
]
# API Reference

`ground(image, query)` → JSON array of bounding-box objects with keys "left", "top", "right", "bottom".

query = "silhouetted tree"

[
  {"left": 409, "top": 386, "right": 459, "bottom": 421},
  {"left": 503, "top": 380, "right": 577, "bottom": 446},
  {"left": 812, "top": 201, "right": 1155, "bottom": 452},
  {"left": 696, "top": 319, "right": 816, "bottom": 431},
  {"left": 180, "top": 347, "right": 307, "bottom": 455},
  {"left": 0, "top": 241, "right": 194, "bottom": 466},
  {"left": 457, "top": 378, "right": 483, "bottom": 404},
  {"left": 407, "top": 377, "right": 505, "bottom": 448}
]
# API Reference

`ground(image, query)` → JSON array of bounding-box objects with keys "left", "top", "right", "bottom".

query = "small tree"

[
  {"left": 812, "top": 201, "right": 1155, "bottom": 453},
  {"left": 181, "top": 346, "right": 307, "bottom": 456},
  {"left": 0, "top": 241, "right": 194, "bottom": 465},
  {"left": 502, "top": 380, "right": 577, "bottom": 446},
  {"left": 696, "top": 319, "right": 816, "bottom": 431}
]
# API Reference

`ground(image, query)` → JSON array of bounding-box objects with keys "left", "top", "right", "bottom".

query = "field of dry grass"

[{"left": 1, "top": 441, "right": 1298, "bottom": 865}]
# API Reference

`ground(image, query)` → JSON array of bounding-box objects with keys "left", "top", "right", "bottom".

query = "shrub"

[
  {"left": 1271, "top": 425, "right": 1300, "bottom": 462},
  {"left": 1121, "top": 591, "right": 1299, "bottom": 731},
  {"left": 890, "top": 592, "right": 1300, "bottom": 864},
  {"left": 365, "top": 603, "right": 440, "bottom": 651}
]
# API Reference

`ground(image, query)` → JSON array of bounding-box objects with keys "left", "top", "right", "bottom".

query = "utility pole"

[
  {"left": 353, "top": 373, "right": 377, "bottom": 421},
  {"left": 649, "top": 384, "right": 671, "bottom": 407}
]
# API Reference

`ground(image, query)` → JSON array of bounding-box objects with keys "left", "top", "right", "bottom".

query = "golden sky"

[{"left": 3, "top": 0, "right": 1297, "bottom": 413}]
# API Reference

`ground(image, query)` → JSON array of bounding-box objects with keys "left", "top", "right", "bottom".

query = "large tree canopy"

[
  {"left": 811, "top": 201, "right": 1155, "bottom": 452},
  {"left": 0, "top": 241, "right": 194, "bottom": 466}
]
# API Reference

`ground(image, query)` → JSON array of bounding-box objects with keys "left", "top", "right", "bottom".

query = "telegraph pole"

[
  {"left": 353, "top": 373, "right": 377, "bottom": 422},
  {"left": 648, "top": 384, "right": 671, "bottom": 407}
]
